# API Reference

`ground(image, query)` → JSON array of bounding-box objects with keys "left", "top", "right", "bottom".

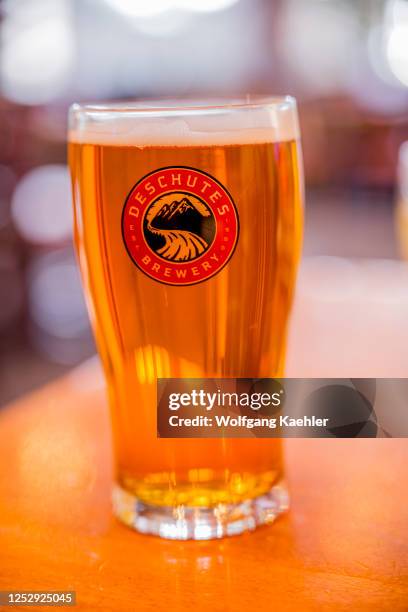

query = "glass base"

[{"left": 112, "top": 481, "right": 289, "bottom": 540}]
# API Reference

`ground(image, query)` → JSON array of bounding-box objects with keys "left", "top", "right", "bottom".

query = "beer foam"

[{"left": 68, "top": 99, "right": 300, "bottom": 146}]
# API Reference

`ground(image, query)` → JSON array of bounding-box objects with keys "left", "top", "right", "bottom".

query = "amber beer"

[{"left": 69, "top": 99, "right": 303, "bottom": 539}]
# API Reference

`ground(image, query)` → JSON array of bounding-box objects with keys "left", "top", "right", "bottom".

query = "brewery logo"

[{"left": 122, "top": 166, "right": 239, "bottom": 285}]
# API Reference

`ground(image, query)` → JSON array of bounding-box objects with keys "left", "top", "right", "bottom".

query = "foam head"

[{"left": 68, "top": 98, "right": 300, "bottom": 146}]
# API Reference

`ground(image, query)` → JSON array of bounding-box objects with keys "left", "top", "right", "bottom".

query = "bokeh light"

[
  {"left": 104, "top": 0, "right": 240, "bottom": 18},
  {"left": 27, "top": 251, "right": 89, "bottom": 340},
  {"left": 0, "top": 0, "right": 74, "bottom": 105},
  {"left": 103, "top": 0, "right": 173, "bottom": 18},
  {"left": 11, "top": 165, "right": 72, "bottom": 246},
  {"left": 177, "top": 0, "right": 240, "bottom": 12},
  {"left": 130, "top": 10, "right": 192, "bottom": 38},
  {"left": 386, "top": 24, "right": 408, "bottom": 87},
  {"left": 26, "top": 250, "right": 93, "bottom": 365}
]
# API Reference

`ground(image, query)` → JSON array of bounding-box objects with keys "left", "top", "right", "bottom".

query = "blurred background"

[{"left": 1, "top": 0, "right": 408, "bottom": 406}]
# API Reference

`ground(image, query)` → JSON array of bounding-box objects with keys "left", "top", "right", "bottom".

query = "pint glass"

[{"left": 68, "top": 98, "right": 303, "bottom": 539}]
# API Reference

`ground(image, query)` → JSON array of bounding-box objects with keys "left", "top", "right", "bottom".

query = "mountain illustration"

[
  {"left": 151, "top": 197, "right": 204, "bottom": 234},
  {"left": 144, "top": 194, "right": 216, "bottom": 262}
]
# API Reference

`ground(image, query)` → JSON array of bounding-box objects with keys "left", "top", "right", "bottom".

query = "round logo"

[{"left": 122, "top": 166, "right": 239, "bottom": 286}]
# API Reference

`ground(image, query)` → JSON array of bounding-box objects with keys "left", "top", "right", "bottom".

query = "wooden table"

[{"left": 0, "top": 360, "right": 407, "bottom": 611}]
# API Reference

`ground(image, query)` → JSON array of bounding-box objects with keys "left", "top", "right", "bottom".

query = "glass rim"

[{"left": 69, "top": 95, "right": 297, "bottom": 117}]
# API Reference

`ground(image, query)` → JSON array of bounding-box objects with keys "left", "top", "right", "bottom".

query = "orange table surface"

[{"left": 0, "top": 361, "right": 407, "bottom": 612}]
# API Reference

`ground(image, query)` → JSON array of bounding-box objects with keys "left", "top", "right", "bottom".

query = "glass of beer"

[{"left": 68, "top": 98, "right": 303, "bottom": 539}]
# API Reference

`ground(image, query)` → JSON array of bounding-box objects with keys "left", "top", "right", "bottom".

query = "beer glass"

[{"left": 68, "top": 98, "right": 303, "bottom": 539}]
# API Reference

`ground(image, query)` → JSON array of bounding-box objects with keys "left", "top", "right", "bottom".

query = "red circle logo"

[{"left": 122, "top": 166, "right": 239, "bottom": 286}]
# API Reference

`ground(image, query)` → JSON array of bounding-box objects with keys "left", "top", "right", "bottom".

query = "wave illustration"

[
  {"left": 145, "top": 194, "right": 214, "bottom": 262},
  {"left": 147, "top": 224, "right": 208, "bottom": 261}
]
